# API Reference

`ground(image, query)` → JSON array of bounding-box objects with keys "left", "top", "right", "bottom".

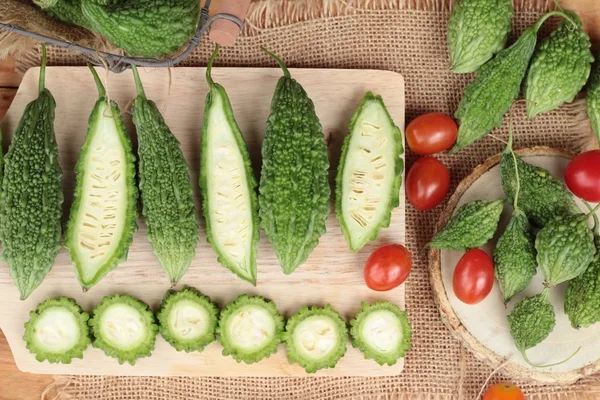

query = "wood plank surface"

[{"left": 0, "top": 66, "right": 406, "bottom": 377}]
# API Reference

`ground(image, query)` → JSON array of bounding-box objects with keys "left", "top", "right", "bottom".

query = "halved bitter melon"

[
  {"left": 284, "top": 304, "right": 348, "bottom": 373},
  {"left": 349, "top": 301, "right": 411, "bottom": 366},
  {"left": 24, "top": 297, "right": 91, "bottom": 363},
  {"left": 89, "top": 294, "right": 158, "bottom": 365},
  {"left": 200, "top": 45, "right": 259, "bottom": 285},
  {"left": 157, "top": 286, "right": 219, "bottom": 352},
  {"left": 217, "top": 295, "right": 284, "bottom": 364},
  {"left": 65, "top": 65, "right": 137, "bottom": 291},
  {"left": 336, "top": 92, "right": 403, "bottom": 252}
]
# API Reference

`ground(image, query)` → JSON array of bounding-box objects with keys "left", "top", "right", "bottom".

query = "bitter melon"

[
  {"left": 65, "top": 65, "right": 137, "bottom": 291},
  {"left": 81, "top": 0, "right": 201, "bottom": 57},
  {"left": 157, "top": 287, "right": 219, "bottom": 352},
  {"left": 0, "top": 45, "right": 63, "bottom": 300},
  {"left": 335, "top": 92, "right": 404, "bottom": 252},
  {"left": 258, "top": 49, "right": 331, "bottom": 274},
  {"left": 349, "top": 301, "right": 411, "bottom": 366},
  {"left": 200, "top": 45, "right": 259, "bottom": 285},
  {"left": 24, "top": 297, "right": 91, "bottom": 363},
  {"left": 34, "top": 0, "right": 93, "bottom": 29},
  {"left": 131, "top": 65, "right": 198, "bottom": 285},
  {"left": 217, "top": 295, "right": 284, "bottom": 364},
  {"left": 89, "top": 294, "right": 158, "bottom": 365},
  {"left": 284, "top": 304, "right": 348, "bottom": 373}
]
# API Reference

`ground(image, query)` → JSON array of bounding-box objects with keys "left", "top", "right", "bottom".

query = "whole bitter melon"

[
  {"left": 81, "top": 0, "right": 201, "bottom": 57},
  {"left": 0, "top": 46, "right": 63, "bottom": 300},
  {"left": 258, "top": 49, "right": 331, "bottom": 274},
  {"left": 131, "top": 65, "right": 199, "bottom": 285},
  {"left": 200, "top": 45, "right": 260, "bottom": 285},
  {"left": 34, "top": 0, "right": 93, "bottom": 29}
]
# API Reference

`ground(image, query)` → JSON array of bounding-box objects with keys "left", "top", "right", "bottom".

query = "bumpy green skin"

[
  {"left": 452, "top": 27, "right": 537, "bottom": 152},
  {"left": 565, "top": 249, "right": 600, "bottom": 329},
  {"left": 89, "top": 294, "right": 158, "bottom": 365},
  {"left": 587, "top": 60, "right": 600, "bottom": 146},
  {"left": 258, "top": 52, "right": 330, "bottom": 274},
  {"left": 81, "top": 0, "right": 201, "bottom": 57},
  {"left": 447, "top": 0, "right": 513, "bottom": 73},
  {"left": 65, "top": 69, "right": 137, "bottom": 290},
  {"left": 525, "top": 12, "right": 593, "bottom": 118},
  {"left": 132, "top": 68, "right": 198, "bottom": 285},
  {"left": 200, "top": 49, "right": 260, "bottom": 285},
  {"left": 217, "top": 295, "right": 284, "bottom": 364},
  {"left": 349, "top": 301, "right": 411, "bottom": 366},
  {"left": 535, "top": 214, "right": 596, "bottom": 286},
  {"left": 24, "top": 297, "right": 91, "bottom": 363},
  {"left": 34, "top": 0, "right": 92, "bottom": 29},
  {"left": 500, "top": 151, "right": 579, "bottom": 227},
  {"left": 493, "top": 210, "right": 537, "bottom": 303},
  {"left": 89, "top": 0, "right": 119, "bottom": 4},
  {"left": 507, "top": 291, "right": 555, "bottom": 354},
  {"left": 427, "top": 199, "right": 504, "bottom": 250},
  {"left": 0, "top": 63, "right": 63, "bottom": 300},
  {"left": 335, "top": 92, "right": 404, "bottom": 252},
  {"left": 284, "top": 304, "right": 348, "bottom": 373},
  {"left": 157, "top": 287, "right": 219, "bottom": 352}
]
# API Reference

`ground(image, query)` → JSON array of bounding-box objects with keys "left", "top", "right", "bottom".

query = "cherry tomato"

[
  {"left": 364, "top": 244, "right": 412, "bottom": 291},
  {"left": 482, "top": 383, "right": 525, "bottom": 400},
  {"left": 453, "top": 249, "right": 494, "bottom": 305},
  {"left": 406, "top": 113, "right": 458, "bottom": 155},
  {"left": 565, "top": 150, "right": 600, "bottom": 203},
  {"left": 406, "top": 157, "right": 450, "bottom": 210}
]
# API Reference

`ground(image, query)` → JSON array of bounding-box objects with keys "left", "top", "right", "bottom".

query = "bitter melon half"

[
  {"left": 65, "top": 65, "right": 137, "bottom": 291},
  {"left": 200, "top": 45, "right": 259, "bottom": 285},
  {"left": 131, "top": 65, "right": 199, "bottom": 285},
  {"left": 336, "top": 92, "right": 403, "bottom": 252},
  {"left": 0, "top": 45, "right": 63, "bottom": 300}
]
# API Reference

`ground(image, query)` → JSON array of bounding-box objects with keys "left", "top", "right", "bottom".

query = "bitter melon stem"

[
  {"left": 131, "top": 65, "right": 146, "bottom": 100},
  {"left": 39, "top": 44, "right": 47, "bottom": 94},
  {"left": 583, "top": 200, "right": 600, "bottom": 233},
  {"left": 586, "top": 202, "right": 600, "bottom": 217},
  {"left": 206, "top": 44, "right": 220, "bottom": 88},
  {"left": 521, "top": 345, "right": 581, "bottom": 368},
  {"left": 534, "top": 10, "right": 577, "bottom": 33},
  {"left": 261, "top": 47, "right": 291, "bottom": 79},
  {"left": 87, "top": 63, "right": 106, "bottom": 98}
]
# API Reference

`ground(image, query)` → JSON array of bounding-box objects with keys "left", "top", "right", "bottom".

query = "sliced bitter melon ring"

[
  {"left": 284, "top": 304, "right": 348, "bottom": 373},
  {"left": 24, "top": 297, "right": 91, "bottom": 364},
  {"left": 336, "top": 92, "right": 404, "bottom": 252},
  {"left": 217, "top": 295, "right": 284, "bottom": 364},
  {"left": 349, "top": 301, "right": 412, "bottom": 366},
  {"left": 89, "top": 294, "right": 158, "bottom": 365},
  {"left": 157, "top": 287, "right": 219, "bottom": 352}
]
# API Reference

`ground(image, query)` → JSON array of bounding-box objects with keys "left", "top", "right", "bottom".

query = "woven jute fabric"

[{"left": 3, "top": 0, "right": 599, "bottom": 399}]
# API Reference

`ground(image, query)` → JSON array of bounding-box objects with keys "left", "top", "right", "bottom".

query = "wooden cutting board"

[{"left": 0, "top": 66, "right": 406, "bottom": 377}]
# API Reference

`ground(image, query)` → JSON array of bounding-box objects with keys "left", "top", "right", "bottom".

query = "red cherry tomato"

[
  {"left": 406, "top": 113, "right": 458, "bottom": 155},
  {"left": 364, "top": 244, "right": 412, "bottom": 291},
  {"left": 453, "top": 249, "right": 494, "bottom": 305},
  {"left": 406, "top": 157, "right": 450, "bottom": 210},
  {"left": 565, "top": 150, "right": 600, "bottom": 203},
  {"left": 482, "top": 383, "right": 525, "bottom": 400}
]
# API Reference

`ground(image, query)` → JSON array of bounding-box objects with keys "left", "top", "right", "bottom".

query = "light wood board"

[
  {"left": 0, "top": 66, "right": 406, "bottom": 377},
  {"left": 430, "top": 148, "right": 600, "bottom": 384}
]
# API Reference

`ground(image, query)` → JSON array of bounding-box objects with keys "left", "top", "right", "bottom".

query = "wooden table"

[{"left": 0, "top": 1, "right": 599, "bottom": 399}]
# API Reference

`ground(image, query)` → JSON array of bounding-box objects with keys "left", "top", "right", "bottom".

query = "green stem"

[
  {"left": 206, "top": 44, "right": 220, "bottom": 87},
  {"left": 553, "top": 0, "right": 565, "bottom": 12},
  {"left": 39, "top": 44, "right": 47, "bottom": 94},
  {"left": 521, "top": 346, "right": 581, "bottom": 368},
  {"left": 130, "top": 65, "right": 146, "bottom": 100},
  {"left": 583, "top": 200, "right": 600, "bottom": 233},
  {"left": 586, "top": 202, "right": 600, "bottom": 217},
  {"left": 261, "top": 47, "right": 291, "bottom": 79},
  {"left": 87, "top": 64, "right": 106, "bottom": 98},
  {"left": 534, "top": 10, "right": 577, "bottom": 32}
]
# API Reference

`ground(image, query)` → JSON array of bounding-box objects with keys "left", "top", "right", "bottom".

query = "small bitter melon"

[
  {"left": 24, "top": 297, "right": 91, "bottom": 363},
  {"left": 200, "top": 45, "right": 259, "bottom": 285},
  {"left": 65, "top": 65, "right": 137, "bottom": 291},
  {"left": 349, "top": 301, "right": 411, "bottom": 366},
  {"left": 0, "top": 45, "right": 63, "bottom": 300},
  {"left": 157, "top": 286, "right": 219, "bottom": 352},
  {"left": 335, "top": 92, "right": 404, "bottom": 252},
  {"left": 89, "top": 294, "right": 158, "bottom": 365},
  {"left": 131, "top": 65, "right": 199, "bottom": 285},
  {"left": 217, "top": 295, "right": 284, "bottom": 364},
  {"left": 258, "top": 49, "right": 331, "bottom": 274},
  {"left": 284, "top": 304, "right": 348, "bottom": 373}
]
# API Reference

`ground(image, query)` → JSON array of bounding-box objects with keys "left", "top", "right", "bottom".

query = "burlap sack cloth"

[{"left": 2, "top": 0, "right": 600, "bottom": 398}]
